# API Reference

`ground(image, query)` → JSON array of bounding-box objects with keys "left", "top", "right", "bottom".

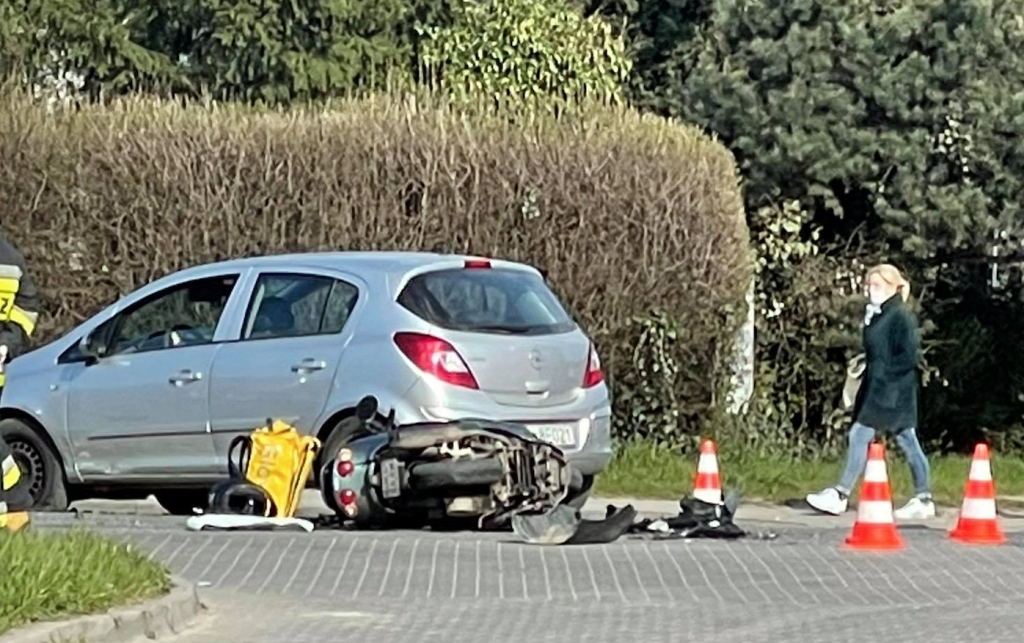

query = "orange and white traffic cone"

[
  {"left": 845, "top": 442, "right": 904, "bottom": 550},
  {"left": 693, "top": 439, "right": 723, "bottom": 505},
  {"left": 950, "top": 443, "right": 1006, "bottom": 545}
]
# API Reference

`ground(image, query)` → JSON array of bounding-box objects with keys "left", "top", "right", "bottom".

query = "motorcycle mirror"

[{"left": 355, "top": 396, "right": 379, "bottom": 421}]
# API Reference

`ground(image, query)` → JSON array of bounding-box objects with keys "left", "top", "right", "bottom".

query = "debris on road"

[
  {"left": 186, "top": 514, "right": 315, "bottom": 533},
  {"left": 630, "top": 494, "right": 745, "bottom": 540},
  {"left": 512, "top": 488, "right": 779, "bottom": 545},
  {"left": 512, "top": 504, "right": 637, "bottom": 545}
]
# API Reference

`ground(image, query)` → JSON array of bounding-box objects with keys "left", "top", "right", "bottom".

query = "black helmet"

[{"left": 207, "top": 480, "right": 275, "bottom": 516}]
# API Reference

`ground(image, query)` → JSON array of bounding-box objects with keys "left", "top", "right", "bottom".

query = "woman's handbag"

[{"left": 843, "top": 353, "right": 867, "bottom": 411}]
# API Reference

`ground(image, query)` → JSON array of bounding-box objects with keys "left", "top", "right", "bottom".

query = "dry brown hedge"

[{"left": 0, "top": 91, "right": 749, "bottom": 440}]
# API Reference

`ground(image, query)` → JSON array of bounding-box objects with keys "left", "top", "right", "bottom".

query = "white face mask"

[{"left": 868, "top": 289, "right": 889, "bottom": 306}]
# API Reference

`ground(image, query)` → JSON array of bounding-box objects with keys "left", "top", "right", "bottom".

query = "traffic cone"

[
  {"left": 693, "top": 439, "right": 723, "bottom": 505},
  {"left": 950, "top": 443, "right": 1006, "bottom": 545},
  {"left": 845, "top": 442, "right": 904, "bottom": 550}
]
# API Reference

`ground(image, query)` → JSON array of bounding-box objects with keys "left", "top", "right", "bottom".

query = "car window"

[
  {"left": 110, "top": 275, "right": 239, "bottom": 356},
  {"left": 397, "top": 268, "right": 576, "bottom": 335},
  {"left": 322, "top": 281, "right": 360, "bottom": 334},
  {"left": 243, "top": 273, "right": 359, "bottom": 340}
]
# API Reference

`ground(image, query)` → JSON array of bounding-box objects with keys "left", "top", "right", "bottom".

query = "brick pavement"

[{"left": 73, "top": 521, "right": 1024, "bottom": 643}]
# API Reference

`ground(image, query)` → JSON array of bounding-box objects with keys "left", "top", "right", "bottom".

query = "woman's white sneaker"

[
  {"left": 894, "top": 496, "right": 935, "bottom": 520},
  {"left": 806, "top": 487, "right": 849, "bottom": 515}
]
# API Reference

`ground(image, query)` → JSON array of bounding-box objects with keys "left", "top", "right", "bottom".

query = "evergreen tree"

[
  {"left": 675, "top": 0, "right": 1024, "bottom": 448},
  {"left": 0, "top": 0, "right": 177, "bottom": 98},
  {"left": 134, "top": 0, "right": 462, "bottom": 102},
  {"left": 0, "top": 0, "right": 462, "bottom": 103},
  {"left": 680, "top": 0, "right": 1024, "bottom": 262},
  {"left": 584, "top": 0, "right": 713, "bottom": 113}
]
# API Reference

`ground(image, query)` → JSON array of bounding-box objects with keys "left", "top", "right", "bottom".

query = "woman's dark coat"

[{"left": 853, "top": 295, "right": 921, "bottom": 432}]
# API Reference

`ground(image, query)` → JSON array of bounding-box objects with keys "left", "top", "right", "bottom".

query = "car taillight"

[
  {"left": 337, "top": 460, "right": 354, "bottom": 477},
  {"left": 394, "top": 332, "right": 479, "bottom": 390},
  {"left": 339, "top": 489, "right": 358, "bottom": 516},
  {"left": 464, "top": 259, "right": 491, "bottom": 269},
  {"left": 583, "top": 343, "right": 604, "bottom": 388}
]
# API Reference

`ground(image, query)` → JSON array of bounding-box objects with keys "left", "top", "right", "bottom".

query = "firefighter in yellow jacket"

[{"left": 0, "top": 222, "right": 39, "bottom": 532}]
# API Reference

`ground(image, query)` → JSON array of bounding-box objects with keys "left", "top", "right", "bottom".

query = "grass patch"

[
  {"left": 0, "top": 529, "right": 170, "bottom": 635},
  {"left": 595, "top": 441, "right": 1024, "bottom": 506}
]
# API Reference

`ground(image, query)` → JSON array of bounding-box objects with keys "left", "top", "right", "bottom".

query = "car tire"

[
  {"left": 155, "top": 490, "right": 208, "bottom": 516},
  {"left": 0, "top": 418, "right": 68, "bottom": 511},
  {"left": 318, "top": 417, "right": 370, "bottom": 474}
]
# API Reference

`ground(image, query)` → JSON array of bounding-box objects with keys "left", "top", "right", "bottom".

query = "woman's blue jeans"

[{"left": 836, "top": 423, "right": 932, "bottom": 497}]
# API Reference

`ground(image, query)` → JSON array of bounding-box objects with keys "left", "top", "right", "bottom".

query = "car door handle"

[
  {"left": 291, "top": 359, "right": 327, "bottom": 373},
  {"left": 169, "top": 370, "right": 203, "bottom": 386}
]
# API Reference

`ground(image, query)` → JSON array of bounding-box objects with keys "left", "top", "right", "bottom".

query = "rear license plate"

[
  {"left": 381, "top": 458, "right": 402, "bottom": 499},
  {"left": 528, "top": 424, "right": 577, "bottom": 449}
]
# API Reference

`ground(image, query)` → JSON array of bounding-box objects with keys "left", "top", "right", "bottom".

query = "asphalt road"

[{"left": 35, "top": 498, "right": 1024, "bottom": 643}]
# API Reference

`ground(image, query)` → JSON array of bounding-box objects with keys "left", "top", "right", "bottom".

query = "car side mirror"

[{"left": 79, "top": 320, "right": 114, "bottom": 363}]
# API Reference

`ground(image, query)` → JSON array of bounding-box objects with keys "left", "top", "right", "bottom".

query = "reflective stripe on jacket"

[
  {"left": 0, "top": 264, "right": 38, "bottom": 337},
  {"left": 1, "top": 453, "right": 20, "bottom": 491}
]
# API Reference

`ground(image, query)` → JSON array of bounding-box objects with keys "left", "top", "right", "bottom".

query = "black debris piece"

[
  {"left": 630, "top": 492, "right": 745, "bottom": 540},
  {"left": 513, "top": 488, "right": 778, "bottom": 545},
  {"left": 512, "top": 504, "right": 638, "bottom": 545},
  {"left": 628, "top": 489, "right": 778, "bottom": 541}
]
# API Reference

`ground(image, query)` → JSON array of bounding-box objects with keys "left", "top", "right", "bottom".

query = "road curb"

[{"left": 0, "top": 576, "right": 205, "bottom": 643}]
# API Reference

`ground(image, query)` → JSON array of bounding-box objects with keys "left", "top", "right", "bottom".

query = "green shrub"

[
  {"left": 0, "top": 89, "right": 750, "bottom": 443},
  {"left": 420, "top": 0, "right": 632, "bottom": 105}
]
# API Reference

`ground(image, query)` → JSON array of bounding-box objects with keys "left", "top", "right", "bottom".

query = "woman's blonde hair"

[{"left": 866, "top": 263, "right": 911, "bottom": 302}]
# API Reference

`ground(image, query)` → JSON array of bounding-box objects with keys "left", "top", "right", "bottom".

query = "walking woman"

[{"left": 806, "top": 264, "right": 934, "bottom": 519}]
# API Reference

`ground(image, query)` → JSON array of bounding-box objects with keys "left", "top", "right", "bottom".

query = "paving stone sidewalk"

[{"left": 79, "top": 523, "right": 1024, "bottom": 643}]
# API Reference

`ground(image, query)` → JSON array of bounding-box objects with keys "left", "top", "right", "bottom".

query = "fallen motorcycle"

[{"left": 320, "top": 396, "right": 582, "bottom": 529}]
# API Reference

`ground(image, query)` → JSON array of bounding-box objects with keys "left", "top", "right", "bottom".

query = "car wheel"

[
  {"left": 319, "top": 417, "right": 370, "bottom": 469},
  {"left": 0, "top": 418, "right": 68, "bottom": 511},
  {"left": 155, "top": 491, "right": 208, "bottom": 516}
]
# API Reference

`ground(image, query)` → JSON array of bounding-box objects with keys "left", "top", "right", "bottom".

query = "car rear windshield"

[{"left": 398, "top": 268, "right": 577, "bottom": 335}]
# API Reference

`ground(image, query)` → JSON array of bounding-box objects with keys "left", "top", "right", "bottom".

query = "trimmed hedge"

[{"left": 0, "top": 90, "right": 750, "bottom": 441}]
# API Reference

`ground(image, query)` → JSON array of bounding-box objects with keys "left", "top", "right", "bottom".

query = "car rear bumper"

[{"left": 412, "top": 402, "right": 614, "bottom": 477}]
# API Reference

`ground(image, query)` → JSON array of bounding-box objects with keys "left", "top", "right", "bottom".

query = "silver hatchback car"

[{"left": 0, "top": 252, "right": 612, "bottom": 514}]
